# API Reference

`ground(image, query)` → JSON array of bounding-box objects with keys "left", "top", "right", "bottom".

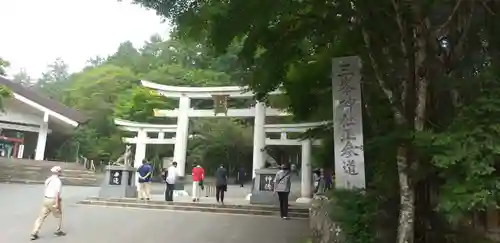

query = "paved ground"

[
  {"left": 151, "top": 181, "right": 302, "bottom": 199},
  {"left": 0, "top": 184, "right": 309, "bottom": 243},
  {"left": 151, "top": 182, "right": 254, "bottom": 198}
]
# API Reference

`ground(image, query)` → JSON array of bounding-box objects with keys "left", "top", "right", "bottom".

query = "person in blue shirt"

[{"left": 137, "top": 159, "right": 153, "bottom": 200}]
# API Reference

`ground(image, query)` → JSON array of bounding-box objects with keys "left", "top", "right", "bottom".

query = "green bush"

[{"left": 328, "top": 189, "right": 379, "bottom": 243}]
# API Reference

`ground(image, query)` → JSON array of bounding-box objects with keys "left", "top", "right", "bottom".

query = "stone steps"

[
  {"left": 0, "top": 158, "right": 86, "bottom": 168},
  {"left": 77, "top": 197, "right": 310, "bottom": 219},
  {"left": 1, "top": 169, "right": 98, "bottom": 179},
  {"left": 0, "top": 159, "right": 103, "bottom": 187},
  {"left": 0, "top": 175, "right": 101, "bottom": 187}
]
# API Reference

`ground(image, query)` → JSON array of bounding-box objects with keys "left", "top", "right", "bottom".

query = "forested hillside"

[{"left": 2, "top": 35, "right": 278, "bottom": 175}]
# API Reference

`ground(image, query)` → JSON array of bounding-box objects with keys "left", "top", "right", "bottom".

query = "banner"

[{"left": 332, "top": 56, "right": 366, "bottom": 189}]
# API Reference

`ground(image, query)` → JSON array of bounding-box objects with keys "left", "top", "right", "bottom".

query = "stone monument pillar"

[
  {"left": 99, "top": 165, "right": 137, "bottom": 198},
  {"left": 249, "top": 168, "right": 279, "bottom": 205},
  {"left": 296, "top": 139, "right": 313, "bottom": 203},
  {"left": 99, "top": 146, "right": 137, "bottom": 198}
]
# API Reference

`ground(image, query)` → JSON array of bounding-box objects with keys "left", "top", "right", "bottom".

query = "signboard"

[
  {"left": 259, "top": 174, "right": 275, "bottom": 191},
  {"left": 109, "top": 170, "right": 122, "bottom": 185},
  {"left": 332, "top": 56, "right": 366, "bottom": 189}
]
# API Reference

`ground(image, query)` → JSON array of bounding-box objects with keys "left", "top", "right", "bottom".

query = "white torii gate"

[
  {"left": 141, "top": 80, "right": 291, "bottom": 178},
  {"left": 115, "top": 118, "right": 176, "bottom": 170},
  {"left": 264, "top": 122, "right": 325, "bottom": 203},
  {"left": 115, "top": 118, "right": 326, "bottom": 203},
  {"left": 116, "top": 80, "right": 329, "bottom": 202}
]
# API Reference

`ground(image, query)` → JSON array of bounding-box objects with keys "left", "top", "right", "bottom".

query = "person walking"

[
  {"left": 273, "top": 164, "right": 292, "bottom": 220},
  {"left": 30, "top": 166, "right": 66, "bottom": 240},
  {"left": 215, "top": 164, "right": 228, "bottom": 204},
  {"left": 165, "top": 161, "right": 178, "bottom": 201},
  {"left": 137, "top": 159, "right": 153, "bottom": 200},
  {"left": 323, "top": 168, "right": 333, "bottom": 190},
  {"left": 237, "top": 166, "right": 246, "bottom": 187},
  {"left": 313, "top": 169, "right": 321, "bottom": 193},
  {"left": 191, "top": 163, "right": 205, "bottom": 202}
]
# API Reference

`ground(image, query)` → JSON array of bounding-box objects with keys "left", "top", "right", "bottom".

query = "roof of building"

[{"left": 0, "top": 76, "right": 87, "bottom": 124}]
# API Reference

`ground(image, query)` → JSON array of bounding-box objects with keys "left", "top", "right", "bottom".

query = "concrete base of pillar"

[
  {"left": 245, "top": 193, "right": 252, "bottom": 201},
  {"left": 174, "top": 177, "right": 186, "bottom": 190},
  {"left": 99, "top": 165, "right": 137, "bottom": 198},
  {"left": 295, "top": 197, "right": 313, "bottom": 204},
  {"left": 173, "top": 190, "right": 189, "bottom": 198},
  {"left": 250, "top": 168, "right": 280, "bottom": 205}
]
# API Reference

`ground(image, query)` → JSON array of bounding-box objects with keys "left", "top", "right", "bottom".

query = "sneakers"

[{"left": 30, "top": 231, "right": 66, "bottom": 240}]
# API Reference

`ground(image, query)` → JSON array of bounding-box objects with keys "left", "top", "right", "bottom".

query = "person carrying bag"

[{"left": 273, "top": 164, "right": 292, "bottom": 219}]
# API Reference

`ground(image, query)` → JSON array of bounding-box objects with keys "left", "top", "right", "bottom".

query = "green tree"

[
  {"left": 62, "top": 64, "right": 136, "bottom": 113},
  {"left": 54, "top": 64, "right": 137, "bottom": 163},
  {"left": 107, "top": 41, "right": 143, "bottom": 73},
  {"left": 188, "top": 118, "right": 253, "bottom": 174},
  {"left": 0, "top": 57, "right": 9, "bottom": 76},
  {"left": 0, "top": 58, "right": 14, "bottom": 110},
  {"left": 45, "top": 34, "right": 254, "bottom": 170},
  {"left": 131, "top": 0, "right": 500, "bottom": 242},
  {"left": 86, "top": 56, "right": 106, "bottom": 68},
  {"left": 114, "top": 87, "right": 172, "bottom": 123},
  {"left": 12, "top": 69, "right": 33, "bottom": 87},
  {"left": 36, "top": 58, "right": 71, "bottom": 100}
]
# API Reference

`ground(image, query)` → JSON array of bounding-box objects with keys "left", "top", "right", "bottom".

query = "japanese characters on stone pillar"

[{"left": 332, "top": 56, "right": 366, "bottom": 189}]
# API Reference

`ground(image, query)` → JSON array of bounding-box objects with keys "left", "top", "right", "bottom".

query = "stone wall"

[{"left": 309, "top": 195, "right": 344, "bottom": 243}]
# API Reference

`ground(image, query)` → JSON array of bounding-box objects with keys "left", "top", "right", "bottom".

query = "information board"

[
  {"left": 109, "top": 170, "right": 122, "bottom": 185},
  {"left": 258, "top": 174, "right": 275, "bottom": 191}
]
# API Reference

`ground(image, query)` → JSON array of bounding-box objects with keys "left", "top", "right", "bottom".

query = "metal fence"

[{"left": 203, "top": 183, "right": 217, "bottom": 197}]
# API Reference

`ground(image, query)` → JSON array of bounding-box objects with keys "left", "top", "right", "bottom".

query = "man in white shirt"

[
  {"left": 30, "top": 166, "right": 66, "bottom": 240},
  {"left": 165, "top": 162, "right": 178, "bottom": 201}
]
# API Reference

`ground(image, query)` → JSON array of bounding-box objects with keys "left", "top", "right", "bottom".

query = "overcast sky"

[{"left": 0, "top": 0, "right": 170, "bottom": 78}]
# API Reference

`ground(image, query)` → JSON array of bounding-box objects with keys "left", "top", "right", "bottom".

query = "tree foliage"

[
  {"left": 0, "top": 57, "right": 9, "bottom": 76},
  {"left": 131, "top": 0, "right": 500, "bottom": 242},
  {"left": 26, "top": 35, "right": 255, "bottom": 175},
  {"left": 0, "top": 57, "right": 14, "bottom": 110},
  {"left": 11, "top": 69, "right": 33, "bottom": 87}
]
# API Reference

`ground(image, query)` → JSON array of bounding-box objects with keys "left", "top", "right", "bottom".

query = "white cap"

[{"left": 50, "top": 166, "right": 62, "bottom": 173}]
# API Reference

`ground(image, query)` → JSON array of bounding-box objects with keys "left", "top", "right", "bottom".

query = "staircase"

[
  {"left": 78, "top": 197, "right": 310, "bottom": 219},
  {"left": 0, "top": 158, "right": 103, "bottom": 187}
]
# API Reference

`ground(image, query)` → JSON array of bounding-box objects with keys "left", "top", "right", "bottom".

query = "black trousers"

[
  {"left": 277, "top": 192, "right": 289, "bottom": 217},
  {"left": 216, "top": 185, "right": 226, "bottom": 202},
  {"left": 165, "top": 183, "right": 175, "bottom": 201},
  {"left": 238, "top": 175, "right": 244, "bottom": 187}
]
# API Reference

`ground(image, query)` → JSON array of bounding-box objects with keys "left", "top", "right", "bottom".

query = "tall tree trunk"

[
  {"left": 396, "top": 145, "right": 415, "bottom": 243},
  {"left": 397, "top": 11, "right": 430, "bottom": 240}
]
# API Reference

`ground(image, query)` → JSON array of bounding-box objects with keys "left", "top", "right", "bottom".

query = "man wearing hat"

[{"left": 30, "top": 165, "right": 66, "bottom": 240}]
